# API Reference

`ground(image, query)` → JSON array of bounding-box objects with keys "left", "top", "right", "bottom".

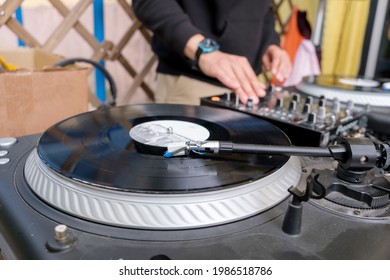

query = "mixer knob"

[
  {"left": 235, "top": 94, "right": 240, "bottom": 107},
  {"left": 292, "top": 93, "right": 300, "bottom": 103},
  {"left": 226, "top": 92, "right": 231, "bottom": 102},
  {"left": 317, "top": 106, "right": 326, "bottom": 125},
  {"left": 246, "top": 98, "right": 253, "bottom": 109},
  {"left": 276, "top": 98, "right": 283, "bottom": 109},
  {"left": 302, "top": 103, "right": 311, "bottom": 115},
  {"left": 332, "top": 98, "right": 341, "bottom": 115},
  {"left": 318, "top": 98, "right": 326, "bottom": 107},
  {"left": 288, "top": 100, "right": 297, "bottom": 112},
  {"left": 330, "top": 114, "right": 337, "bottom": 126},
  {"left": 305, "top": 96, "right": 313, "bottom": 106},
  {"left": 346, "top": 100, "right": 354, "bottom": 115},
  {"left": 307, "top": 112, "right": 316, "bottom": 124}
]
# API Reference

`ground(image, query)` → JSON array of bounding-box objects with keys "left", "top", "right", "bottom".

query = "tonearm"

[
  {"left": 165, "top": 137, "right": 390, "bottom": 235},
  {"left": 165, "top": 137, "right": 390, "bottom": 173}
]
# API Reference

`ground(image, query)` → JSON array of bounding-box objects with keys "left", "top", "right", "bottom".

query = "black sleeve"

[
  {"left": 261, "top": 5, "right": 281, "bottom": 51},
  {"left": 132, "top": 0, "right": 200, "bottom": 56}
]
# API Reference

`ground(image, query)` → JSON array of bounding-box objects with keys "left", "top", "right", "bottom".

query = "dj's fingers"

[
  {"left": 263, "top": 45, "right": 291, "bottom": 82},
  {"left": 217, "top": 67, "right": 260, "bottom": 105},
  {"left": 214, "top": 66, "right": 253, "bottom": 104},
  {"left": 270, "top": 49, "right": 291, "bottom": 82},
  {"left": 199, "top": 52, "right": 263, "bottom": 104},
  {"left": 233, "top": 58, "right": 266, "bottom": 104},
  {"left": 270, "top": 55, "right": 284, "bottom": 81},
  {"left": 262, "top": 53, "right": 272, "bottom": 73},
  {"left": 276, "top": 55, "right": 292, "bottom": 82},
  {"left": 199, "top": 51, "right": 239, "bottom": 90},
  {"left": 281, "top": 51, "right": 292, "bottom": 79}
]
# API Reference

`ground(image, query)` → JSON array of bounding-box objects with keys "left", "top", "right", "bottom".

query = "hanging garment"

[
  {"left": 281, "top": 6, "right": 311, "bottom": 63},
  {"left": 284, "top": 39, "right": 321, "bottom": 86},
  {"left": 273, "top": 6, "right": 318, "bottom": 86}
]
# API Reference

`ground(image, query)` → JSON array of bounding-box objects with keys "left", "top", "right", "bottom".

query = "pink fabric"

[{"left": 284, "top": 39, "right": 321, "bottom": 86}]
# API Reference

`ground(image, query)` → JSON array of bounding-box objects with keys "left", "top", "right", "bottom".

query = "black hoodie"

[{"left": 133, "top": 0, "right": 280, "bottom": 86}]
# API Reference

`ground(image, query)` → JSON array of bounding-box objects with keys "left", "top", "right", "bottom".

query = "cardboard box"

[{"left": 0, "top": 48, "right": 89, "bottom": 137}]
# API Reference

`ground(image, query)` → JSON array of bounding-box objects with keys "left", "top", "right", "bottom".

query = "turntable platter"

[
  {"left": 24, "top": 104, "right": 301, "bottom": 229},
  {"left": 296, "top": 75, "right": 390, "bottom": 106}
]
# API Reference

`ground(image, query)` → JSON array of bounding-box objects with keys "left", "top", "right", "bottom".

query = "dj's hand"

[
  {"left": 198, "top": 51, "right": 266, "bottom": 105},
  {"left": 262, "top": 44, "right": 292, "bottom": 83}
]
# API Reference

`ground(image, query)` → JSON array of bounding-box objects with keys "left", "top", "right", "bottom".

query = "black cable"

[{"left": 54, "top": 58, "right": 117, "bottom": 106}]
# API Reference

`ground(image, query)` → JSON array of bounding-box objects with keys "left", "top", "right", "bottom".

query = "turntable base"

[
  {"left": 25, "top": 148, "right": 301, "bottom": 229},
  {"left": 0, "top": 104, "right": 390, "bottom": 259}
]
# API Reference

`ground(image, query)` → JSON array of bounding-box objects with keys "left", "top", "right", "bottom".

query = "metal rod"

[{"left": 230, "top": 143, "right": 345, "bottom": 157}]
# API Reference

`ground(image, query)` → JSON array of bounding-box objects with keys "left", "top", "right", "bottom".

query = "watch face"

[{"left": 199, "top": 39, "right": 220, "bottom": 53}]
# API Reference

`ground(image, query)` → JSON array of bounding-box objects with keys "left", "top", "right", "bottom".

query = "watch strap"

[{"left": 192, "top": 38, "right": 220, "bottom": 70}]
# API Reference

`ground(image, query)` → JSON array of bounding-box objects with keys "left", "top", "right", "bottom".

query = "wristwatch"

[{"left": 193, "top": 38, "right": 220, "bottom": 69}]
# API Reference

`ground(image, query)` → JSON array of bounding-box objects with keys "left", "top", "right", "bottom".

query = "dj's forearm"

[
  {"left": 184, "top": 34, "right": 205, "bottom": 60},
  {"left": 133, "top": 0, "right": 200, "bottom": 56}
]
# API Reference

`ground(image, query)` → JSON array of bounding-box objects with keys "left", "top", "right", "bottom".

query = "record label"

[
  {"left": 338, "top": 77, "right": 380, "bottom": 88},
  {"left": 129, "top": 120, "right": 210, "bottom": 148}
]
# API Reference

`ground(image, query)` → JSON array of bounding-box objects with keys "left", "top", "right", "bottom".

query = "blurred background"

[{"left": 0, "top": 0, "right": 389, "bottom": 106}]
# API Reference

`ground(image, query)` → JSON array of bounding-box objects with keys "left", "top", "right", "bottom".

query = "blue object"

[
  {"left": 93, "top": 0, "right": 106, "bottom": 102},
  {"left": 15, "top": 6, "right": 25, "bottom": 46},
  {"left": 163, "top": 152, "right": 173, "bottom": 158}
]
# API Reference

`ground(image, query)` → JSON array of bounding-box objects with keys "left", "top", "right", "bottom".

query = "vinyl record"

[
  {"left": 310, "top": 75, "right": 388, "bottom": 92},
  {"left": 37, "top": 104, "right": 290, "bottom": 194},
  {"left": 296, "top": 75, "right": 390, "bottom": 107}
]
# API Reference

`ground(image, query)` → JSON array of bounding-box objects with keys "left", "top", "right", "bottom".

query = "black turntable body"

[{"left": 1, "top": 103, "right": 390, "bottom": 260}]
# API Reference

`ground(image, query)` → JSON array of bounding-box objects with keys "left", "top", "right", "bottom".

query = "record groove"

[{"left": 36, "top": 104, "right": 291, "bottom": 193}]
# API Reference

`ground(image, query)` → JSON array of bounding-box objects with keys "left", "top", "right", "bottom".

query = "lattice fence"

[
  {"left": 273, "top": 0, "right": 294, "bottom": 34},
  {"left": 0, "top": 0, "right": 156, "bottom": 106}
]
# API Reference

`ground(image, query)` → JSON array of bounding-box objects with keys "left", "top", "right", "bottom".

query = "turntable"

[
  {"left": 0, "top": 104, "right": 390, "bottom": 260},
  {"left": 296, "top": 75, "right": 390, "bottom": 107},
  {"left": 296, "top": 75, "right": 390, "bottom": 141}
]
